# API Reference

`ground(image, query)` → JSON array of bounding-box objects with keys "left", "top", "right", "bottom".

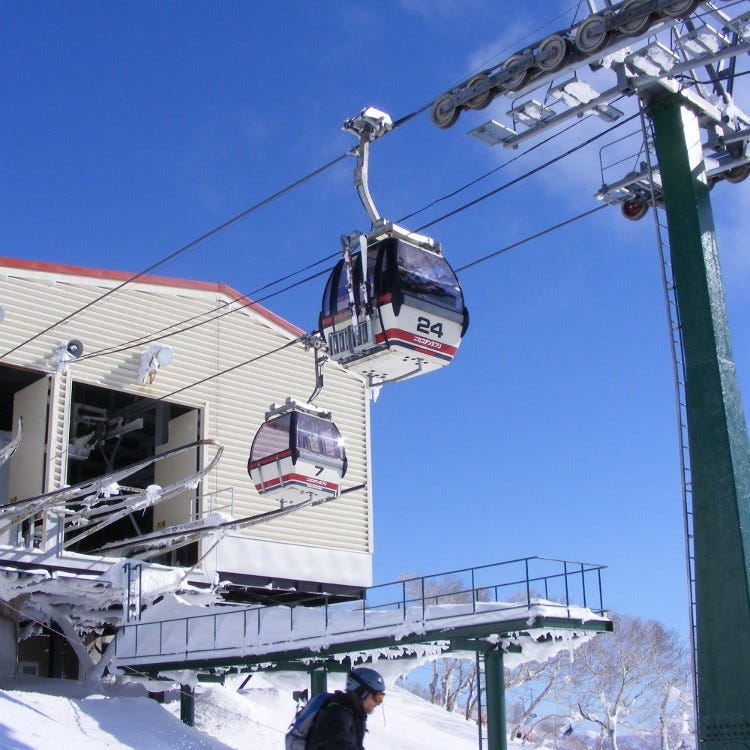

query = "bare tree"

[
  {"left": 506, "top": 652, "right": 571, "bottom": 743},
  {"left": 551, "top": 613, "right": 693, "bottom": 750},
  {"left": 399, "top": 570, "right": 695, "bottom": 748},
  {"left": 402, "top": 572, "right": 474, "bottom": 607},
  {"left": 400, "top": 605, "right": 693, "bottom": 750},
  {"left": 463, "top": 662, "right": 479, "bottom": 721},
  {"left": 446, "top": 658, "right": 475, "bottom": 712},
  {"left": 420, "top": 655, "right": 477, "bottom": 713},
  {"left": 648, "top": 626, "right": 693, "bottom": 750}
]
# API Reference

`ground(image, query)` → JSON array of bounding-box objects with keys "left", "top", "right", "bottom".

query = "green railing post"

[
  {"left": 647, "top": 92, "right": 750, "bottom": 748},
  {"left": 310, "top": 667, "right": 328, "bottom": 697},
  {"left": 484, "top": 649, "right": 507, "bottom": 750},
  {"left": 524, "top": 559, "right": 530, "bottom": 607}
]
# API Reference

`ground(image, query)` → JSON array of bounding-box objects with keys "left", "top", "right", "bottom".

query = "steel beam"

[
  {"left": 484, "top": 649, "right": 507, "bottom": 750},
  {"left": 647, "top": 92, "right": 750, "bottom": 748}
]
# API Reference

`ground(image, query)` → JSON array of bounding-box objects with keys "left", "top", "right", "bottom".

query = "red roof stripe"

[{"left": 0, "top": 256, "right": 304, "bottom": 337}]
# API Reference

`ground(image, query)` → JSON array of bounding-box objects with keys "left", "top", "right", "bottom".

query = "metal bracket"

[
  {"left": 264, "top": 397, "right": 332, "bottom": 421},
  {"left": 301, "top": 334, "right": 329, "bottom": 403},
  {"left": 342, "top": 107, "right": 393, "bottom": 225}
]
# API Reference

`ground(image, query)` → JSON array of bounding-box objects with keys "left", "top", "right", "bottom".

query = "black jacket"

[{"left": 306, "top": 691, "right": 367, "bottom": 750}]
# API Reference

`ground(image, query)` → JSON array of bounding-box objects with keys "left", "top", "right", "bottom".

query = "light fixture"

[
  {"left": 49, "top": 339, "right": 84, "bottom": 370},
  {"left": 138, "top": 344, "right": 174, "bottom": 384}
]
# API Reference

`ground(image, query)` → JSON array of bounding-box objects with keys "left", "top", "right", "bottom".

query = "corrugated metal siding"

[
  {"left": 0, "top": 264, "right": 372, "bottom": 554},
  {"left": 47, "top": 370, "right": 70, "bottom": 492}
]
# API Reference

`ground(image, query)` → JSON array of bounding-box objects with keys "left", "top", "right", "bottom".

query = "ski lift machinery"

[
  {"left": 319, "top": 107, "right": 470, "bottom": 387},
  {"left": 247, "top": 398, "right": 347, "bottom": 504}
]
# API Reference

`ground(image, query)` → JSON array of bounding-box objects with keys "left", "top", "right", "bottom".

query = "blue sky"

[{"left": 3, "top": 1, "right": 750, "bottom": 639}]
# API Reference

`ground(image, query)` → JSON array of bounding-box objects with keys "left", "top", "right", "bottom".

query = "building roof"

[{"left": 0, "top": 256, "right": 304, "bottom": 338}]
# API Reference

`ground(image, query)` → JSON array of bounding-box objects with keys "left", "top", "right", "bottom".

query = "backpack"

[{"left": 285, "top": 691, "right": 332, "bottom": 750}]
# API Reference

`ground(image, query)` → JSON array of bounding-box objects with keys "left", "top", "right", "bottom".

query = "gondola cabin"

[
  {"left": 248, "top": 400, "right": 347, "bottom": 504},
  {"left": 319, "top": 226, "right": 469, "bottom": 385}
]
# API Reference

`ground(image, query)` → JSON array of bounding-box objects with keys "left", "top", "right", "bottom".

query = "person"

[{"left": 305, "top": 667, "right": 385, "bottom": 750}]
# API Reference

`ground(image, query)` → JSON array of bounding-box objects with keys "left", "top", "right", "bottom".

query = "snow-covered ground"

[{"left": 0, "top": 671, "right": 514, "bottom": 750}]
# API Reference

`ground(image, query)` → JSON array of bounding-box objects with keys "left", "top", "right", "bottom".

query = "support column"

[
  {"left": 0, "top": 602, "right": 17, "bottom": 686},
  {"left": 484, "top": 649, "right": 507, "bottom": 750},
  {"left": 310, "top": 668, "right": 328, "bottom": 696},
  {"left": 180, "top": 684, "right": 195, "bottom": 726},
  {"left": 648, "top": 93, "right": 750, "bottom": 748}
]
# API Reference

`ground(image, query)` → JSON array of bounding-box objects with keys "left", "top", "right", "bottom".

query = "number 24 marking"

[{"left": 416, "top": 317, "right": 444, "bottom": 339}]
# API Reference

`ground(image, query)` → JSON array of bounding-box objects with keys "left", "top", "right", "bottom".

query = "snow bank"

[{"left": 0, "top": 671, "right": 524, "bottom": 750}]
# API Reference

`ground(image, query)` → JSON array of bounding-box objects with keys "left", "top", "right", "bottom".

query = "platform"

[{"left": 113, "top": 556, "right": 612, "bottom": 676}]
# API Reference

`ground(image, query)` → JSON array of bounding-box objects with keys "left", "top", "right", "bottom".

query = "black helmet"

[{"left": 346, "top": 667, "right": 385, "bottom": 698}]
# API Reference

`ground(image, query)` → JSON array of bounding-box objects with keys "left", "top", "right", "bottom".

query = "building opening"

[{"left": 66, "top": 381, "right": 201, "bottom": 565}]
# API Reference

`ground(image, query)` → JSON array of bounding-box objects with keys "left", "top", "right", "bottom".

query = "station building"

[{"left": 0, "top": 257, "right": 373, "bottom": 611}]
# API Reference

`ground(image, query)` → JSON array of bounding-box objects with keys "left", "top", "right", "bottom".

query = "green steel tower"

[
  {"left": 429, "top": 2, "right": 750, "bottom": 745},
  {"left": 649, "top": 92, "right": 750, "bottom": 748}
]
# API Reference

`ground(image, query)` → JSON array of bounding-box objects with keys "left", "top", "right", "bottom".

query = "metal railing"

[
  {"left": 200, "top": 486, "right": 235, "bottom": 518},
  {"left": 115, "top": 557, "right": 606, "bottom": 666}
]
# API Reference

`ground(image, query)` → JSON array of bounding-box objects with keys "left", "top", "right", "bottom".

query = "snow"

[
  {"left": 0, "top": 672, "right": 520, "bottom": 750},
  {"left": 114, "top": 591, "right": 605, "bottom": 671}
]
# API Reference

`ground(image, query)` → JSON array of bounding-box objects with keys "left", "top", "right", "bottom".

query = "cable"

[
  {"left": 1, "top": 100, "right": 422, "bottom": 363},
  {"left": 82, "top": 262, "right": 335, "bottom": 361},
  {"left": 456, "top": 203, "right": 609, "bottom": 274},
  {"left": 416, "top": 110, "right": 640, "bottom": 233},
  {"left": 71, "top": 195, "right": 609, "bottom": 406},
  {"left": 3, "top": 40, "right": 640, "bottom": 370},
  {"left": 90, "top": 198, "right": 609, "bottom": 404},
  {"left": 4, "top": 0, "right": 735, "bottom": 366},
  {"left": 1, "top": 153, "right": 349, "bottom": 360},
  {"left": 686, "top": 68, "right": 750, "bottom": 86},
  {"left": 158, "top": 337, "right": 303, "bottom": 402},
  {"left": 466, "top": 2, "right": 584, "bottom": 77},
  {"left": 40, "top": 106, "right": 635, "bottom": 378},
  {"left": 397, "top": 110, "right": 597, "bottom": 225},
  {"left": 5, "top": 10, "right": 637, "bottom": 366},
  {"left": 78, "top": 109, "right": 622, "bottom": 364}
]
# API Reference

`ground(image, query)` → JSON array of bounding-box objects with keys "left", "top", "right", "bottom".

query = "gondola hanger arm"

[{"left": 342, "top": 107, "right": 393, "bottom": 226}]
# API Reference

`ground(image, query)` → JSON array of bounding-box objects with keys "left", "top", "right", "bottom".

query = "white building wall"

[{"left": 0, "top": 260, "right": 372, "bottom": 587}]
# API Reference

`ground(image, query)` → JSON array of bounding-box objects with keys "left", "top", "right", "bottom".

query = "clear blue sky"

[{"left": 3, "top": 1, "right": 749, "bottom": 639}]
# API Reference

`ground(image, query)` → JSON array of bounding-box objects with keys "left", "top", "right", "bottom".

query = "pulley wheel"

[
  {"left": 622, "top": 199, "right": 649, "bottom": 221},
  {"left": 617, "top": 0, "right": 653, "bottom": 36},
  {"left": 464, "top": 73, "right": 494, "bottom": 110},
  {"left": 575, "top": 15, "right": 609, "bottom": 54},
  {"left": 501, "top": 54, "right": 530, "bottom": 92},
  {"left": 431, "top": 93, "right": 460, "bottom": 129},
  {"left": 537, "top": 34, "right": 569, "bottom": 72},
  {"left": 724, "top": 164, "right": 750, "bottom": 184},
  {"left": 660, "top": 0, "right": 700, "bottom": 18}
]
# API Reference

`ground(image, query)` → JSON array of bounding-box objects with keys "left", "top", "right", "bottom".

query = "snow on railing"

[{"left": 114, "top": 556, "right": 607, "bottom": 666}]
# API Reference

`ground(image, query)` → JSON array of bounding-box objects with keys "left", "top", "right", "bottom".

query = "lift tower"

[
  {"left": 647, "top": 90, "right": 750, "bottom": 746},
  {"left": 429, "top": 1, "right": 750, "bottom": 748}
]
